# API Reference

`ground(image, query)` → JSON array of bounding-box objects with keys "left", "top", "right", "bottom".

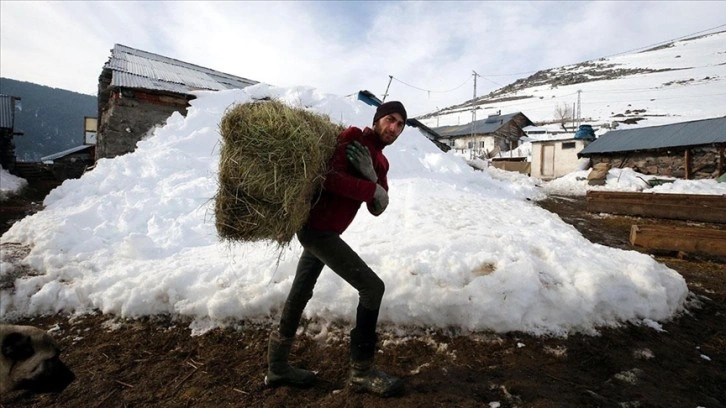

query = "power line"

[{"left": 391, "top": 75, "right": 471, "bottom": 94}]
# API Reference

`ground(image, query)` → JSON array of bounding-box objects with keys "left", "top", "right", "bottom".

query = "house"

[
  {"left": 531, "top": 136, "right": 594, "bottom": 180},
  {"left": 356, "top": 90, "right": 448, "bottom": 152},
  {"left": 578, "top": 116, "right": 726, "bottom": 180},
  {"left": 97, "top": 44, "right": 258, "bottom": 160},
  {"left": 0, "top": 94, "right": 23, "bottom": 172},
  {"left": 430, "top": 112, "right": 534, "bottom": 158}
]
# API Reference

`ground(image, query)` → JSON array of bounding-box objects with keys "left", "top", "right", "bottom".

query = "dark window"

[{"left": 562, "top": 142, "right": 576, "bottom": 149}]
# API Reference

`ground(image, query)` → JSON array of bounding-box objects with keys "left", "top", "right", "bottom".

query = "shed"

[
  {"left": 578, "top": 116, "right": 726, "bottom": 179},
  {"left": 531, "top": 137, "right": 592, "bottom": 180},
  {"left": 97, "top": 44, "right": 258, "bottom": 159},
  {"left": 0, "top": 94, "right": 23, "bottom": 172},
  {"left": 431, "top": 112, "right": 534, "bottom": 158},
  {"left": 40, "top": 145, "right": 95, "bottom": 180}
]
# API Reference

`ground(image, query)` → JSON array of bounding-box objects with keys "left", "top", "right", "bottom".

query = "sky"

[
  {"left": 2, "top": 85, "right": 724, "bottom": 339},
  {"left": 2, "top": 1, "right": 726, "bottom": 118}
]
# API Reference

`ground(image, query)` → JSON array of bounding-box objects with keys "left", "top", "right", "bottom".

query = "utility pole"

[
  {"left": 471, "top": 70, "right": 480, "bottom": 158},
  {"left": 576, "top": 89, "right": 582, "bottom": 128},
  {"left": 382, "top": 75, "right": 393, "bottom": 102}
]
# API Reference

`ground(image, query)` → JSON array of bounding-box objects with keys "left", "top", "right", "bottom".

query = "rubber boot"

[
  {"left": 348, "top": 328, "right": 403, "bottom": 397},
  {"left": 264, "top": 331, "right": 315, "bottom": 387}
]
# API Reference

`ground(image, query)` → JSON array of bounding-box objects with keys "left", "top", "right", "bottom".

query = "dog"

[{"left": 0, "top": 324, "right": 75, "bottom": 395}]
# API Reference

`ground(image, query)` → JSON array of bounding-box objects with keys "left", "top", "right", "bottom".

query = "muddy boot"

[
  {"left": 348, "top": 328, "right": 403, "bottom": 397},
  {"left": 264, "top": 331, "right": 315, "bottom": 387}
]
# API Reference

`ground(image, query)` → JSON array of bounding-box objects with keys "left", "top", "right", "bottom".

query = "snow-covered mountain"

[{"left": 418, "top": 30, "right": 726, "bottom": 133}]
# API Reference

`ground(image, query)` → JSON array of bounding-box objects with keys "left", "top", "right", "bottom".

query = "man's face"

[{"left": 373, "top": 112, "right": 405, "bottom": 145}]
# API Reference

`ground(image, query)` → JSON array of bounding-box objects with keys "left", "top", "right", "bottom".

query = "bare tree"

[{"left": 554, "top": 103, "right": 573, "bottom": 131}]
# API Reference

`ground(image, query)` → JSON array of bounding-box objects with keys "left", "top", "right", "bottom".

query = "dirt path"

[{"left": 1, "top": 194, "right": 725, "bottom": 408}]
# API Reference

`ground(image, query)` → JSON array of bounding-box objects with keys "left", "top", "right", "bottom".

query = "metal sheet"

[
  {"left": 104, "top": 44, "right": 257, "bottom": 94},
  {"left": 580, "top": 117, "right": 726, "bottom": 155}
]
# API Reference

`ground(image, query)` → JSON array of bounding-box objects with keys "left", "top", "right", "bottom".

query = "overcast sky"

[{"left": 1, "top": 1, "right": 725, "bottom": 117}]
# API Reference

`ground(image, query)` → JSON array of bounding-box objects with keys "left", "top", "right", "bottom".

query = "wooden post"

[
  {"left": 684, "top": 149, "right": 691, "bottom": 180},
  {"left": 719, "top": 147, "right": 725, "bottom": 177},
  {"left": 630, "top": 225, "right": 726, "bottom": 257},
  {"left": 586, "top": 191, "right": 726, "bottom": 223}
]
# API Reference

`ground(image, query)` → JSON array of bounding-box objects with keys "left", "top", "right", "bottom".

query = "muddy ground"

[{"left": 1, "top": 186, "right": 724, "bottom": 408}]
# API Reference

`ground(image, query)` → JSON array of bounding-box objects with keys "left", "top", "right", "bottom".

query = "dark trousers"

[{"left": 278, "top": 228, "right": 384, "bottom": 341}]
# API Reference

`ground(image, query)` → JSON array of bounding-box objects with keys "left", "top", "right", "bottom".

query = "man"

[{"left": 265, "top": 101, "right": 407, "bottom": 397}]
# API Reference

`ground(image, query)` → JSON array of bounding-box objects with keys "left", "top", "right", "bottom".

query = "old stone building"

[
  {"left": 97, "top": 44, "right": 257, "bottom": 159},
  {"left": 430, "top": 112, "right": 534, "bottom": 158},
  {"left": 578, "top": 116, "right": 726, "bottom": 180}
]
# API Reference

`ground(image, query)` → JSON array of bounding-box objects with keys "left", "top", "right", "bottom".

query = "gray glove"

[
  {"left": 371, "top": 184, "right": 389, "bottom": 215},
  {"left": 346, "top": 141, "right": 377, "bottom": 182}
]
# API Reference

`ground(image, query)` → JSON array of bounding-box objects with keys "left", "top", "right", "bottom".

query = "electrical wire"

[{"left": 391, "top": 75, "right": 471, "bottom": 94}]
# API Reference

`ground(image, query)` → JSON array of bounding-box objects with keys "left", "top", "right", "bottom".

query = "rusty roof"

[{"left": 103, "top": 44, "right": 257, "bottom": 95}]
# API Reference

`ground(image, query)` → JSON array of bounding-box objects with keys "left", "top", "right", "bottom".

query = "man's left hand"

[
  {"left": 371, "top": 184, "right": 389, "bottom": 215},
  {"left": 346, "top": 141, "right": 377, "bottom": 182}
]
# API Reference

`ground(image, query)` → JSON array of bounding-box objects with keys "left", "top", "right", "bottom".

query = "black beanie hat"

[{"left": 373, "top": 101, "right": 407, "bottom": 125}]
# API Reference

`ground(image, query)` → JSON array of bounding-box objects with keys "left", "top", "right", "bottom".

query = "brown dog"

[{"left": 0, "top": 324, "right": 75, "bottom": 395}]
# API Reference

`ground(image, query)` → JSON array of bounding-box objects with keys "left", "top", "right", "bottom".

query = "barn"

[
  {"left": 431, "top": 112, "right": 533, "bottom": 158},
  {"left": 97, "top": 44, "right": 258, "bottom": 160},
  {"left": 578, "top": 116, "right": 726, "bottom": 180}
]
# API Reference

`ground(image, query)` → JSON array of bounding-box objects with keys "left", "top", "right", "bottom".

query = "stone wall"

[
  {"left": 97, "top": 91, "right": 188, "bottom": 159},
  {"left": 589, "top": 146, "right": 725, "bottom": 179}
]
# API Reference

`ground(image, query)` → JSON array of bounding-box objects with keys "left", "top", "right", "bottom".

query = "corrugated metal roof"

[
  {"left": 0, "top": 94, "right": 16, "bottom": 130},
  {"left": 432, "top": 112, "right": 522, "bottom": 137},
  {"left": 579, "top": 116, "right": 726, "bottom": 156},
  {"left": 104, "top": 44, "right": 258, "bottom": 94},
  {"left": 40, "top": 145, "right": 92, "bottom": 162}
]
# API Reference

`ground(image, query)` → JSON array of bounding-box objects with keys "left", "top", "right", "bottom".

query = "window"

[{"left": 562, "top": 142, "right": 576, "bottom": 149}]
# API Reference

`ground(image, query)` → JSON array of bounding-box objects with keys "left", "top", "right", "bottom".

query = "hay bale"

[{"left": 215, "top": 100, "right": 344, "bottom": 244}]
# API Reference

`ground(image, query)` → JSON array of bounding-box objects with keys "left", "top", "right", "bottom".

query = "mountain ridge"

[{"left": 419, "top": 30, "right": 726, "bottom": 131}]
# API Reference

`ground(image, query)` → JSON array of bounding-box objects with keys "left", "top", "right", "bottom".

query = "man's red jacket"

[{"left": 305, "top": 126, "right": 389, "bottom": 234}]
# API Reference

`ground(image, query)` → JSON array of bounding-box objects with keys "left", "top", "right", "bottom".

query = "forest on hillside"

[{"left": 0, "top": 77, "right": 96, "bottom": 161}]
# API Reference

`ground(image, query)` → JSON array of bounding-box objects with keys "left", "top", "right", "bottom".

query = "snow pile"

[{"left": 0, "top": 85, "right": 690, "bottom": 336}]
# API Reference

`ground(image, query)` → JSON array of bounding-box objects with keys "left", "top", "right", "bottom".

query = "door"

[{"left": 541, "top": 144, "right": 555, "bottom": 178}]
